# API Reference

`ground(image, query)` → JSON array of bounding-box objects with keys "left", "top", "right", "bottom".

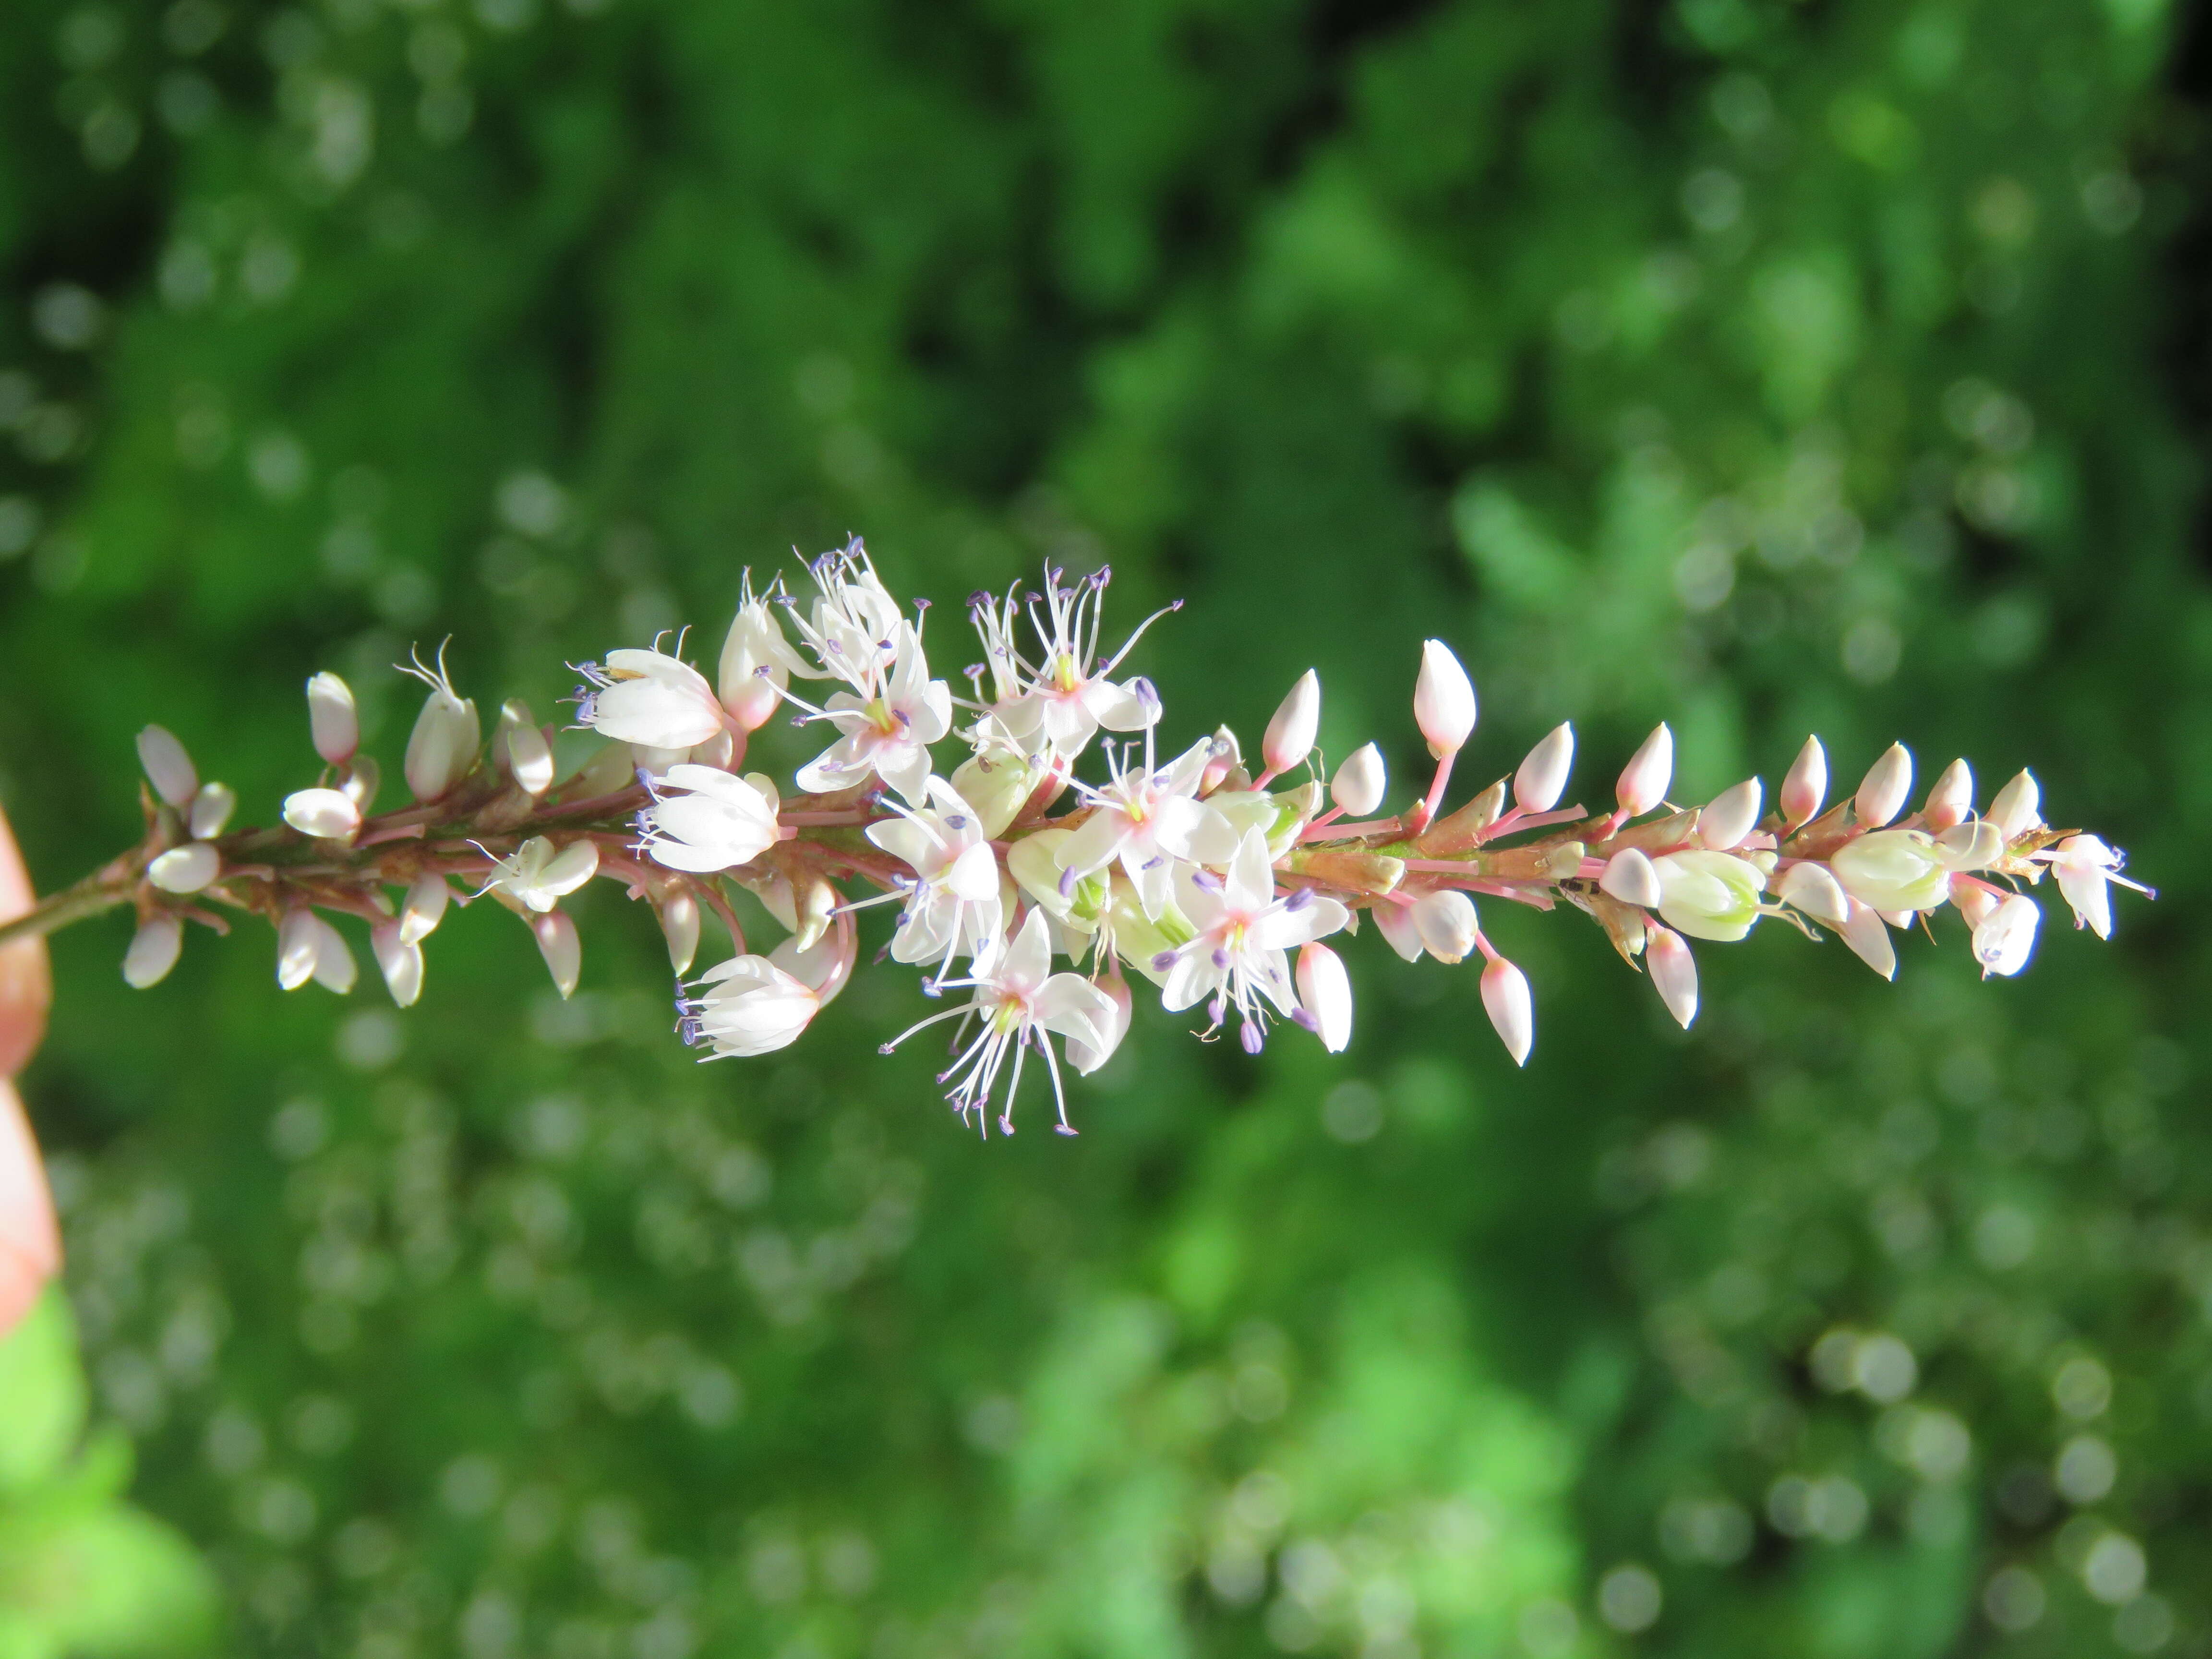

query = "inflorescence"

[{"left": 3, "top": 540, "right": 2150, "bottom": 1138}]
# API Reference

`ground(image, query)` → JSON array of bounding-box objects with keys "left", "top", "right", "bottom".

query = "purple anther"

[
  {"left": 946, "top": 814, "right": 968, "bottom": 830},
  {"left": 1152, "top": 950, "right": 1177, "bottom": 972},
  {"left": 1285, "top": 887, "right": 1314, "bottom": 911},
  {"left": 1211, "top": 947, "right": 1231, "bottom": 969},
  {"left": 1058, "top": 866, "right": 1078, "bottom": 899},
  {"left": 1055, "top": 1124, "right": 1079, "bottom": 1137},
  {"left": 1240, "top": 1023, "right": 1263, "bottom": 1054},
  {"left": 1190, "top": 870, "right": 1222, "bottom": 892},
  {"left": 1291, "top": 1008, "right": 1320, "bottom": 1032}
]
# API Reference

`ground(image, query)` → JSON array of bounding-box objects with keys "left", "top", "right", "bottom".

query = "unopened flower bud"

[
  {"left": 1616, "top": 723, "right": 1672, "bottom": 817},
  {"left": 342, "top": 757, "right": 380, "bottom": 813},
  {"left": 532, "top": 909, "right": 581, "bottom": 1000},
  {"left": 661, "top": 891, "right": 701, "bottom": 976},
  {"left": 1373, "top": 901, "right": 1424, "bottom": 963},
  {"left": 1989, "top": 769, "right": 2042, "bottom": 841},
  {"left": 137, "top": 725, "right": 198, "bottom": 808},
  {"left": 496, "top": 701, "right": 557, "bottom": 798},
  {"left": 1651, "top": 850, "right": 1766, "bottom": 942},
  {"left": 188, "top": 782, "right": 235, "bottom": 841},
  {"left": 1414, "top": 640, "right": 1477, "bottom": 758},
  {"left": 1973, "top": 893, "right": 2039, "bottom": 978},
  {"left": 283, "top": 787, "right": 362, "bottom": 840},
  {"left": 148, "top": 842, "right": 220, "bottom": 895},
  {"left": 1480, "top": 957, "right": 1534, "bottom": 1067},
  {"left": 1331, "top": 744, "right": 1386, "bottom": 817},
  {"left": 950, "top": 748, "right": 1039, "bottom": 840},
  {"left": 122, "top": 915, "right": 183, "bottom": 989},
  {"left": 717, "top": 594, "right": 802, "bottom": 732},
  {"left": 1199, "top": 727, "right": 1243, "bottom": 795},
  {"left": 1295, "top": 942, "right": 1353, "bottom": 1054},
  {"left": 1646, "top": 925, "right": 1697, "bottom": 1029},
  {"left": 311, "top": 918, "right": 356, "bottom": 994},
  {"left": 1855, "top": 743, "right": 1912, "bottom": 828},
  {"left": 1412, "top": 890, "right": 1479, "bottom": 963},
  {"left": 1954, "top": 884, "right": 2001, "bottom": 931},
  {"left": 1777, "top": 861, "right": 1851, "bottom": 927},
  {"left": 1780, "top": 735, "right": 1827, "bottom": 828},
  {"left": 1515, "top": 722, "right": 1574, "bottom": 814},
  {"left": 276, "top": 910, "right": 320, "bottom": 990},
  {"left": 1923, "top": 758, "right": 1973, "bottom": 833},
  {"left": 372, "top": 922, "right": 424, "bottom": 1008},
  {"left": 1698, "top": 778, "right": 1762, "bottom": 852},
  {"left": 1839, "top": 899, "right": 1896, "bottom": 979},
  {"left": 1599, "top": 847, "right": 1662, "bottom": 908},
  {"left": 398, "top": 872, "right": 451, "bottom": 945},
  {"left": 1262, "top": 670, "right": 1321, "bottom": 778},
  {"left": 1830, "top": 829, "right": 1948, "bottom": 913},
  {"left": 402, "top": 654, "right": 482, "bottom": 802},
  {"left": 306, "top": 672, "right": 359, "bottom": 765}
]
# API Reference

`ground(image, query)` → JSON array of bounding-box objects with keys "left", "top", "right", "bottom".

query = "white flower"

[
  {"left": 1973, "top": 893, "right": 2040, "bottom": 977},
  {"left": 575, "top": 647, "right": 727, "bottom": 750},
  {"left": 637, "top": 766, "right": 781, "bottom": 873},
  {"left": 1066, "top": 970, "right": 1134, "bottom": 1073},
  {"left": 1331, "top": 743, "right": 1386, "bottom": 817},
  {"left": 1155, "top": 829, "right": 1349, "bottom": 1051},
  {"left": 486, "top": 836, "right": 600, "bottom": 913},
  {"left": 717, "top": 577, "right": 809, "bottom": 732},
  {"left": 1514, "top": 722, "right": 1574, "bottom": 814},
  {"left": 399, "top": 647, "right": 481, "bottom": 802},
  {"left": 1616, "top": 724, "right": 1673, "bottom": 818},
  {"left": 1780, "top": 734, "right": 1827, "bottom": 828},
  {"left": 1829, "top": 830, "right": 1949, "bottom": 914},
  {"left": 1480, "top": 957, "right": 1534, "bottom": 1066},
  {"left": 782, "top": 539, "right": 907, "bottom": 690},
  {"left": 148, "top": 842, "right": 220, "bottom": 895},
  {"left": 2044, "top": 834, "right": 2148, "bottom": 939},
  {"left": 307, "top": 672, "right": 358, "bottom": 765},
  {"left": 865, "top": 779, "right": 1006, "bottom": 976},
  {"left": 685, "top": 956, "right": 818, "bottom": 1057},
  {"left": 1060, "top": 733, "right": 1237, "bottom": 919},
  {"left": 122, "top": 915, "right": 183, "bottom": 988},
  {"left": 881, "top": 909, "right": 1116, "bottom": 1135},
  {"left": 136, "top": 725, "right": 198, "bottom": 808},
  {"left": 283, "top": 787, "right": 361, "bottom": 840},
  {"left": 792, "top": 621, "right": 951, "bottom": 804},
  {"left": 1295, "top": 942, "right": 1353, "bottom": 1053},
  {"left": 964, "top": 568, "right": 1164, "bottom": 760},
  {"left": 1651, "top": 850, "right": 1766, "bottom": 942},
  {"left": 1413, "top": 640, "right": 1476, "bottom": 757}
]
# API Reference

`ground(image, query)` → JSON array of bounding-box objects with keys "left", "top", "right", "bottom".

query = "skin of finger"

[
  {"left": 0, "top": 1079, "right": 60, "bottom": 1329},
  {"left": 0, "top": 800, "right": 52, "bottom": 1078}
]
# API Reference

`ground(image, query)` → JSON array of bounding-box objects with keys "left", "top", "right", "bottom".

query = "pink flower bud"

[
  {"left": 1616, "top": 723, "right": 1672, "bottom": 817},
  {"left": 1855, "top": 743, "right": 1912, "bottom": 828},
  {"left": 1262, "top": 670, "right": 1321, "bottom": 778},
  {"left": 136, "top": 725, "right": 198, "bottom": 809},
  {"left": 1599, "top": 847, "right": 1662, "bottom": 908},
  {"left": 1515, "top": 722, "right": 1574, "bottom": 814},
  {"left": 1295, "top": 942, "right": 1354, "bottom": 1054},
  {"left": 532, "top": 910, "right": 581, "bottom": 1000},
  {"left": 1989, "top": 769, "right": 2041, "bottom": 841},
  {"left": 1922, "top": 758, "right": 1973, "bottom": 833},
  {"left": 306, "top": 672, "right": 359, "bottom": 765},
  {"left": 1780, "top": 735, "right": 1827, "bottom": 828},
  {"left": 1698, "top": 778, "right": 1762, "bottom": 852},
  {"left": 1480, "top": 957, "right": 1534, "bottom": 1067},
  {"left": 1646, "top": 925, "right": 1698, "bottom": 1029},
  {"left": 1838, "top": 900, "right": 1896, "bottom": 980},
  {"left": 1373, "top": 901, "right": 1424, "bottom": 963},
  {"left": 1331, "top": 744, "right": 1386, "bottom": 817},
  {"left": 1413, "top": 640, "right": 1476, "bottom": 758},
  {"left": 1777, "top": 861, "right": 1850, "bottom": 927},
  {"left": 1412, "top": 890, "right": 1479, "bottom": 963}
]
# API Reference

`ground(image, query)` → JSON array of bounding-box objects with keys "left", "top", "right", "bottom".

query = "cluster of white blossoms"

[{"left": 15, "top": 539, "right": 2146, "bottom": 1140}]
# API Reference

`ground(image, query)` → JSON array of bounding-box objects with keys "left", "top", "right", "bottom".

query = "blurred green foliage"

[{"left": 1, "top": 0, "right": 2209, "bottom": 1654}]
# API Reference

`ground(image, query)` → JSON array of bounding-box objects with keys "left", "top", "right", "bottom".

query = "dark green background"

[{"left": 1, "top": 0, "right": 2207, "bottom": 1653}]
